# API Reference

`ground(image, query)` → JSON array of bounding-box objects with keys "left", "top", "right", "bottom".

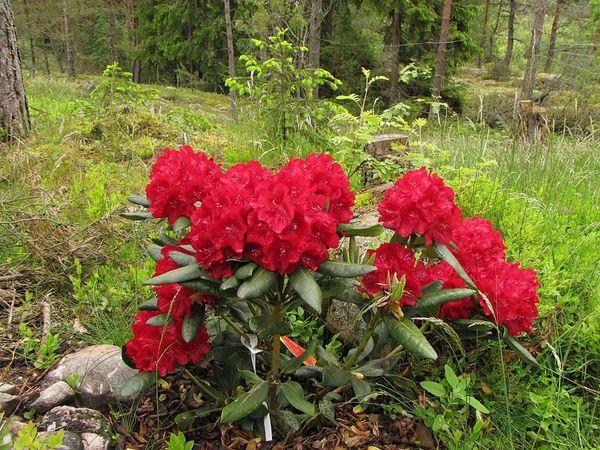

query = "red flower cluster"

[
  {"left": 189, "top": 154, "right": 354, "bottom": 276},
  {"left": 146, "top": 146, "right": 221, "bottom": 224},
  {"left": 378, "top": 167, "right": 462, "bottom": 245},
  {"left": 361, "top": 243, "right": 427, "bottom": 306},
  {"left": 125, "top": 310, "right": 210, "bottom": 377}
]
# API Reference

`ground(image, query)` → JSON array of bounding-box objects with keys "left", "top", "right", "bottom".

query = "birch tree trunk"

[
  {"left": 522, "top": 0, "right": 546, "bottom": 100},
  {"left": 0, "top": 0, "right": 30, "bottom": 139}
]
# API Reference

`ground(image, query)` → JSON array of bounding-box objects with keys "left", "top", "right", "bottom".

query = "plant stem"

[
  {"left": 342, "top": 313, "right": 379, "bottom": 370},
  {"left": 222, "top": 314, "right": 247, "bottom": 338},
  {"left": 269, "top": 284, "right": 283, "bottom": 411},
  {"left": 182, "top": 368, "right": 224, "bottom": 403}
]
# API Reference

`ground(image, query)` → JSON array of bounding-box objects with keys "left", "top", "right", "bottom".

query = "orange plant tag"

[{"left": 279, "top": 336, "right": 317, "bottom": 366}]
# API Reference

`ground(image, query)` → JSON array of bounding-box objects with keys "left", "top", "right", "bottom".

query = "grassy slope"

[{"left": 0, "top": 74, "right": 598, "bottom": 448}]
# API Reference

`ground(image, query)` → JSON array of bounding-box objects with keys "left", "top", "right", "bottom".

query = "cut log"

[{"left": 365, "top": 133, "right": 410, "bottom": 161}]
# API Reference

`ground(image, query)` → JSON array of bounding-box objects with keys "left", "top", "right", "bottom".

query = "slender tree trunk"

[
  {"left": 478, "top": 0, "right": 490, "bottom": 68},
  {"left": 61, "top": 0, "right": 74, "bottom": 76},
  {"left": 126, "top": 0, "right": 140, "bottom": 82},
  {"left": 503, "top": 0, "right": 516, "bottom": 74},
  {"left": 544, "top": 0, "right": 564, "bottom": 72},
  {"left": 308, "top": 0, "right": 322, "bottom": 97},
  {"left": 429, "top": 0, "right": 453, "bottom": 120},
  {"left": 223, "top": 0, "right": 237, "bottom": 120},
  {"left": 107, "top": 0, "right": 118, "bottom": 62},
  {"left": 22, "top": 0, "right": 36, "bottom": 75},
  {"left": 0, "top": 0, "right": 31, "bottom": 139},
  {"left": 522, "top": 0, "right": 546, "bottom": 100},
  {"left": 322, "top": 0, "right": 335, "bottom": 38},
  {"left": 389, "top": 8, "right": 402, "bottom": 106},
  {"left": 486, "top": 0, "right": 504, "bottom": 62}
]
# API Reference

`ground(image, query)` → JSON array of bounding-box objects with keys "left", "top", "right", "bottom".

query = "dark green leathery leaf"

[
  {"left": 338, "top": 222, "right": 384, "bottom": 237},
  {"left": 169, "top": 251, "right": 196, "bottom": 266},
  {"left": 220, "top": 381, "right": 269, "bottom": 424},
  {"left": 147, "top": 245, "right": 163, "bottom": 261},
  {"left": 289, "top": 267, "right": 322, "bottom": 314},
  {"left": 237, "top": 268, "right": 276, "bottom": 299},
  {"left": 385, "top": 316, "right": 438, "bottom": 360},
  {"left": 172, "top": 216, "right": 191, "bottom": 232},
  {"left": 120, "top": 211, "right": 153, "bottom": 220},
  {"left": 127, "top": 194, "right": 151, "bottom": 207},
  {"left": 118, "top": 371, "right": 155, "bottom": 398},
  {"left": 144, "top": 264, "right": 205, "bottom": 285},
  {"left": 318, "top": 261, "right": 376, "bottom": 278},
  {"left": 139, "top": 296, "right": 159, "bottom": 311},
  {"left": 146, "top": 313, "right": 174, "bottom": 327},
  {"left": 234, "top": 263, "right": 257, "bottom": 280}
]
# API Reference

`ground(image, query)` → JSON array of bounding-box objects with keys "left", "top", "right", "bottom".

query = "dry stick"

[{"left": 41, "top": 292, "right": 52, "bottom": 341}]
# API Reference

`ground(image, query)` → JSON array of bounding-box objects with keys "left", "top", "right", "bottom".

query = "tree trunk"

[
  {"left": 22, "top": 0, "right": 36, "bottom": 75},
  {"left": 126, "top": 0, "right": 140, "bottom": 82},
  {"left": 61, "top": 0, "right": 74, "bottom": 76},
  {"left": 223, "top": 0, "right": 237, "bottom": 120},
  {"left": 485, "top": 0, "right": 504, "bottom": 62},
  {"left": 429, "top": 0, "right": 452, "bottom": 120},
  {"left": 544, "top": 0, "right": 564, "bottom": 73},
  {"left": 107, "top": 0, "right": 118, "bottom": 63},
  {"left": 308, "top": 0, "right": 322, "bottom": 97},
  {"left": 477, "top": 0, "right": 490, "bottom": 68},
  {"left": 503, "top": 0, "right": 516, "bottom": 74},
  {"left": 389, "top": 8, "right": 402, "bottom": 105},
  {"left": 0, "top": 0, "right": 31, "bottom": 139},
  {"left": 521, "top": 0, "right": 546, "bottom": 100}
]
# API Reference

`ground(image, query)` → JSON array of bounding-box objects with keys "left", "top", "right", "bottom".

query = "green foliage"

[
  {"left": 91, "top": 63, "right": 158, "bottom": 110},
  {"left": 166, "top": 432, "right": 194, "bottom": 450},
  {"left": 18, "top": 323, "right": 61, "bottom": 369},
  {"left": 414, "top": 365, "right": 488, "bottom": 448},
  {"left": 12, "top": 423, "right": 63, "bottom": 450}
]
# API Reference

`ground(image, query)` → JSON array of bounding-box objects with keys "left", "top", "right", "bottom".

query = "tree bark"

[
  {"left": 308, "top": 0, "right": 322, "bottom": 97},
  {"left": 544, "top": 0, "right": 564, "bottom": 72},
  {"left": 107, "top": 0, "right": 118, "bottom": 63},
  {"left": 0, "top": 0, "right": 31, "bottom": 139},
  {"left": 503, "top": 0, "right": 516, "bottom": 74},
  {"left": 429, "top": 0, "right": 452, "bottom": 120},
  {"left": 22, "top": 0, "right": 36, "bottom": 75},
  {"left": 477, "top": 0, "right": 490, "bottom": 68},
  {"left": 389, "top": 8, "right": 401, "bottom": 105},
  {"left": 485, "top": 0, "right": 504, "bottom": 62},
  {"left": 61, "top": 0, "right": 74, "bottom": 76},
  {"left": 223, "top": 0, "right": 237, "bottom": 120},
  {"left": 126, "top": 0, "right": 140, "bottom": 82},
  {"left": 521, "top": 0, "right": 546, "bottom": 100}
]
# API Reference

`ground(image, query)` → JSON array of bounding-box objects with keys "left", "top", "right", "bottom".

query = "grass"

[{"left": 0, "top": 74, "right": 598, "bottom": 448}]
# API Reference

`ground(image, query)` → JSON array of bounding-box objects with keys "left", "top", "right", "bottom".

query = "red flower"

[
  {"left": 472, "top": 260, "right": 540, "bottom": 336},
  {"left": 450, "top": 217, "right": 505, "bottom": 265},
  {"left": 146, "top": 146, "right": 221, "bottom": 224},
  {"left": 125, "top": 310, "right": 210, "bottom": 376},
  {"left": 425, "top": 262, "right": 476, "bottom": 320},
  {"left": 378, "top": 168, "right": 462, "bottom": 245},
  {"left": 361, "top": 243, "right": 425, "bottom": 306}
]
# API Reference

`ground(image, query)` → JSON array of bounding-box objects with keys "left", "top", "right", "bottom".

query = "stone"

[
  {"left": 0, "top": 392, "right": 19, "bottom": 414},
  {"left": 414, "top": 423, "right": 435, "bottom": 449},
  {"left": 40, "top": 406, "right": 110, "bottom": 437},
  {"left": 0, "top": 382, "right": 16, "bottom": 395},
  {"left": 38, "top": 430, "right": 84, "bottom": 450},
  {"left": 42, "top": 345, "right": 137, "bottom": 406},
  {"left": 81, "top": 432, "right": 109, "bottom": 450},
  {"left": 31, "top": 381, "right": 75, "bottom": 413}
]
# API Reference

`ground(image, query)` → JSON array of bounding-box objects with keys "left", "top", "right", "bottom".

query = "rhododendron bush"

[{"left": 119, "top": 146, "right": 540, "bottom": 436}]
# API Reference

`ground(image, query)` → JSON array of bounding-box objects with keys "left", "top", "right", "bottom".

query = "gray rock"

[
  {"left": 55, "top": 430, "right": 84, "bottom": 450},
  {"left": 31, "top": 381, "right": 75, "bottom": 413},
  {"left": 81, "top": 432, "right": 109, "bottom": 450},
  {"left": 40, "top": 406, "right": 110, "bottom": 437},
  {"left": 0, "top": 392, "right": 19, "bottom": 414},
  {"left": 43, "top": 345, "right": 137, "bottom": 406},
  {"left": 0, "top": 382, "right": 16, "bottom": 395}
]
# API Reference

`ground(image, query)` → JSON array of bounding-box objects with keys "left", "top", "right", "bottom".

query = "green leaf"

[
  {"left": 433, "top": 243, "right": 477, "bottom": 288},
  {"left": 121, "top": 345, "right": 136, "bottom": 369},
  {"left": 318, "top": 398, "right": 337, "bottom": 424},
  {"left": 289, "top": 268, "right": 322, "bottom": 314},
  {"left": 281, "top": 381, "right": 316, "bottom": 416},
  {"left": 355, "top": 358, "right": 385, "bottom": 377},
  {"left": 317, "top": 346, "right": 340, "bottom": 366},
  {"left": 175, "top": 406, "right": 221, "bottom": 430},
  {"left": 220, "top": 381, "right": 269, "bottom": 424},
  {"left": 467, "top": 397, "right": 490, "bottom": 414},
  {"left": 238, "top": 369, "right": 263, "bottom": 385},
  {"left": 169, "top": 251, "right": 196, "bottom": 266},
  {"left": 118, "top": 372, "right": 155, "bottom": 398},
  {"left": 351, "top": 378, "right": 372, "bottom": 403},
  {"left": 420, "top": 381, "right": 445, "bottom": 397},
  {"left": 144, "top": 264, "right": 205, "bottom": 285},
  {"left": 293, "top": 366, "right": 322, "bottom": 380},
  {"left": 282, "top": 340, "right": 317, "bottom": 374},
  {"left": 234, "top": 263, "right": 257, "bottom": 280},
  {"left": 120, "top": 211, "right": 153, "bottom": 220},
  {"left": 338, "top": 222, "right": 384, "bottom": 237},
  {"left": 172, "top": 216, "right": 191, "bottom": 232},
  {"left": 181, "top": 279, "right": 221, "bottom": 296},
  {"left": 249, "top": 314, "right": 291, "bottom": 338},
  {"left": 415, "top": 288, "right": 476, "bottom": 310},
  {"left": 127, "top": 194, "right": 151, "bottom": 207},
  {"left": 322, "top": 366, "right": 351, "bottom": 387},
  {"left": 139, "top": 296, "right": 159, "bottom": 311},
  {"left": 318, "top": 261, "right": 376, "bottom": 278},
  {"left": 237, "top": 268, "right": 277, "bottom": 299},
  {"left": 182, "top": 309, "right": 205, "bottom": 343},
  {"left": 146, "top": 314, "right": 173, "bottom": 327},
  {"left": 421, "top": 280, "right": 443, "bottom": 294},
  {"left": 220, "top": 276, "right": 239, "bottom": 290},
  {"left": 147, "top": 245, "right": 163, "bottom": 261},
  {"left": 276, "top": 409, "right": 304, "bottom": 431},
  {"left": 504, "top": 333, "right": 538, "bottom": 365},
  {"left": 385, "top": 316, "right": 438, "bottom": 360},
  {"left": 453, "top": 319, "right": 496, "bottom": 331},
  {"left": 444, "top": 364, "right": 459, "bottom": 388}
]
